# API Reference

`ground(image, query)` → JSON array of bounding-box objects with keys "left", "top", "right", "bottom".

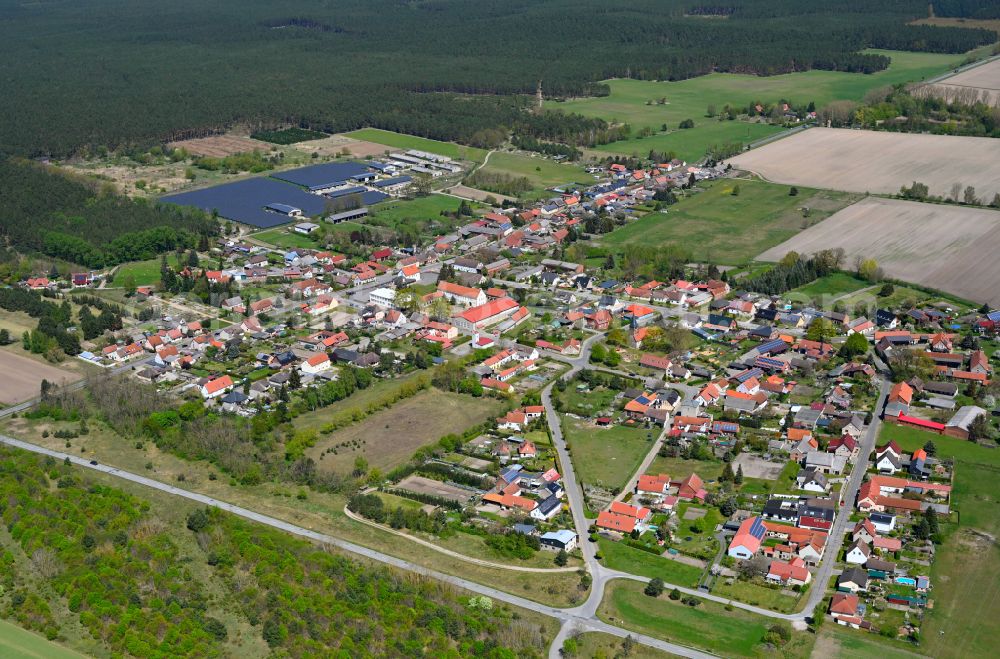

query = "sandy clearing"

[
  {"left": 445, "top": 185, "right": 517, "bottom": 204},
  {"left": 731, "top": 127, "right": 1000, "bottom": 199},
  {"left": 291, "top": 135, "right": 394, "bottom": 159},
  {"left": 0, "top": 351, "right": 83, "bottom": 405},
  {"left": 758, "top": 196, "right": 1000, "bottom": 306},
  {"left": 167, "top": 135, "right": 270, "bottom": 158}
]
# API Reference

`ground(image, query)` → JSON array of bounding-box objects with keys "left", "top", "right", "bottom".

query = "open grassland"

[
  {"left": 0, "top": 619, "right": 85, "bottom": 659},
  {"left": 477, "top": 151, "right": 591, "bottom": 197},
  {"left": 877, "top": 423, "right": 1000, "bottom": 658},
  {"left": 306, "top": 389, "right": 503, "bottom": 473},
  {"left": 758, "top": 196, "right": 1000, "bottom": 307},
  {"left": 167, "top": 134, "right": 270, "bottom": 157},
  {"left": 917, "top": 56, "right": 1000, "bottom": 106},
  {"left": 646, "top": 455, "right": 724, "bottom": 483},
  {"left": 0, "top": 415, "right": 585, "bottom": 608},
  {"left": 591, "top": 121, "right": 782, "bottom": 163},
  {"left": 250, "top": 227, "right": 317, "bottom": 249},
  {"left": 602, "top": 179, "right": 856, "bottom": 265},
  {"left": 367, "top": 192, "right": 476, "bottom": 234},
  {"left": 563, "top": 416, "right": 654, "bottom": 492},
  {"left": 732, "top": 127, "right": 1000, "bottom": 199},
  {"left": 815, "top": 625, "right": 925, "bottom": 659},
  {"left": 790, "top": 272, "right": 871, "bottom": 302},
  {"left": 553, "top": 49, "right": 966, "bottom": 161},
  {"left": 571, "top": 632, "right": 677, "bottom": 658},
  {"left": 342, "top": 128, "right": 487, "bottom": 162},
  {"left": 597, "top": 538, "right": 703, "bottom": 588},
  {"left": 598, "top": 580, "right": 814, "bottom": 658}
]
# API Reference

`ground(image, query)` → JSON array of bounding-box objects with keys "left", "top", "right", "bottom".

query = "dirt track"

[
  {"left": 732, "top": 127, "right": 1000, "bottom": 200},
  {"left": 758, "top": 196, "right": 1000, "bottom": 306}
]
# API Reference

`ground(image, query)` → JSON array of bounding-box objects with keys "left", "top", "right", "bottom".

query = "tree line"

[
  {"left": 0, "top": 159, "right": 217, "bottom": 268},
  {"left": 0, "top": 0, "right": 991, "bottom": 157}
]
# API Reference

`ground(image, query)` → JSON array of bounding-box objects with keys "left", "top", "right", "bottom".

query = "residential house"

[{"left": 728, "top": 516, "right": 766, "bottom": 559}]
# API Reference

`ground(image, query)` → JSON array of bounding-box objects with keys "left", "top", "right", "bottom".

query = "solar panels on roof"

[
  {"left": 271, "top": 162, "right": 372, "bottom": 191},
  {"left": 758, "top": 339, "right": 788, "bottom": 355},
  {"left": 371, "top": 175, "right": 413, "bottom": 188}
]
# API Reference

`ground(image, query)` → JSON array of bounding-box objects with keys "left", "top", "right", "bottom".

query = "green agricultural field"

[
  {"left": 817, "top": 626, "right": 925, "bottom": 659},
  {"left": 553, "top": 49, "right": 968, "bottom": 161},
  {"left": 597, "top": 538, "right": 703, "bottom": 587},
  {"left": 252, "top": 227, "right": 318, "bottom": 249},
  {"left": 602, "top": 179, "right": 855, "bottom": 265},
  {"left": 477, "top": 151, "right": 590, "bottom": 198},
  {"left": 0, "top": 619, "right": 85, "bottom": 659},
  {"left": 791, "top": 272, "right": 872, "bottom": 302},
  {"left": 563, "top": 416, "right": 655, "bottom": 492},
  {"left": 876, "top": 424, "right": 1000, "bottom": 658},
  {"left": 344, "top": 128, "right": 488, "bottom": 162},
  {"left": 598, "top": 580, "right": 814, "bottom": 658}
]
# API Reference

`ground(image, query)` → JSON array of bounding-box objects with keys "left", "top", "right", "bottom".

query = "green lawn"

[
  {"left": 876, "top": 424, "right": 1000, "bottom": 658},
  {"left": 571, "top": 632, "right": 675, "bottom": 659},
  {"left": 598, "top": 580, "right": 814, "bottom": 658},
  {"left": 597, "top": 538, "right": 703, "bottom": 587},
  {"left": 558, "top": 386, "right": 619, "bottom": 417},
  {"left": 365, "top": 193, "right": 477, "bottom": 235},
  {"left": 593, "top": 120, "right": 783, "bottom": 163},
  {"left": 820, "top": 626, "right": 925, "bottom": 659},
  {"left": 563, "top": 416, "right": 654, "bottom": 492},
  {"left": 711, "top": 578, "right": 802, "bottom": 614},
  {"left": 344, "top": 128, "right": 488, "bottom": 162},
  {"left": 553, "top": 49, "right": 968, "bottom": 161},
  {"left": 114, "top": 254, "right": 184, "bottom": 286},
  {"left": 477, "top": 151, "right": 590, "bottom": 198},
  {"left": 791, "top": 272, "right": 871, "bottom": 303},
  {"left": 252, "top": 227, "right": 318, "bottom": 249},
  {"left": 0, "top": 619, "right": 85, "bottom": 659},
  {"left": 600, "top": 179, "right": 856, "bottom": 265}
]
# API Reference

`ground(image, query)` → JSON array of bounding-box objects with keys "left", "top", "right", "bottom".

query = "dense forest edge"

[
  {"left": 0, "top": 446, "right": 550, "bottom": 657},
  {"left": 0, "top": 0, "right": 994, "bottom": 158}
]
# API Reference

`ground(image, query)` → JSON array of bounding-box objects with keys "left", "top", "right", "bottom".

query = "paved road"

[
  {"left": 0, "top": 432, "right": 711, "bottom": 659},
  {"left": 801, "top": 376, "right": 891, "bottom": 614}
]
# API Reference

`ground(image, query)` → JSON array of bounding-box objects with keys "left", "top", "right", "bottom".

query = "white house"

[
  {"left": 201, "top": 375, "right": 234, "bottom": 399},
  {"left": 368, "top": 287, "right": 397, "bottom": 308},
  {"left": 845, "top": 540, "right": 871, "bottom": 565},
  {"left": 301, "top": 353, "right": 331, "bottom": 375}
]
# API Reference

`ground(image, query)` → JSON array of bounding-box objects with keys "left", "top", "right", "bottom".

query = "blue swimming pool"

[{"left": 895, "top": 576, "right": 916, "bottom": 587}]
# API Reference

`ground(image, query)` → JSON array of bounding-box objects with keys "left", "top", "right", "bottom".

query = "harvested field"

[
  {"left": 291, "top": 135, "right": 393, "bottom": 159},
  {"left": 306, "top": 388, "right": 503, "bottom": 474},
  {"left": 758, "top": 196, "right": 1000, "bottom": 306},
  {"left": 166, "top": 134, "right": 269, "bottom": 157},
  {"left": 396, "top": 475, "right": 474, "bottom": 503},
  {"left": 916, "top": 57, "right": 1000, "bottom": 106},
  {"left": 0, "top": 350, "right": 82, "bottom": 405},
  {"left": 445, "top": 185, "right": 517, "bottom": 204},
  {"left": 732, "top": 127, "right": 1000, "bottom": 199}
]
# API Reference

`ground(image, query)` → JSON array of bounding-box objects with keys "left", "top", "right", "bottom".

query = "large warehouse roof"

[{"left": 271, "top": 161, "right": 372, "bottom": 191}]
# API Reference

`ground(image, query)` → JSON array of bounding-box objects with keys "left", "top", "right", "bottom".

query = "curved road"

[{"left": 0, "top": 432, "right": 709, "bottom": 658}]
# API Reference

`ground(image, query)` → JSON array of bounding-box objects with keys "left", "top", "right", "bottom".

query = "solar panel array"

[
  {"left": 161, "top": 178, "right": 329, "bottom": 229},
  {"left": 162, "top": 162, "right": 392, "bottom": 228}
]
